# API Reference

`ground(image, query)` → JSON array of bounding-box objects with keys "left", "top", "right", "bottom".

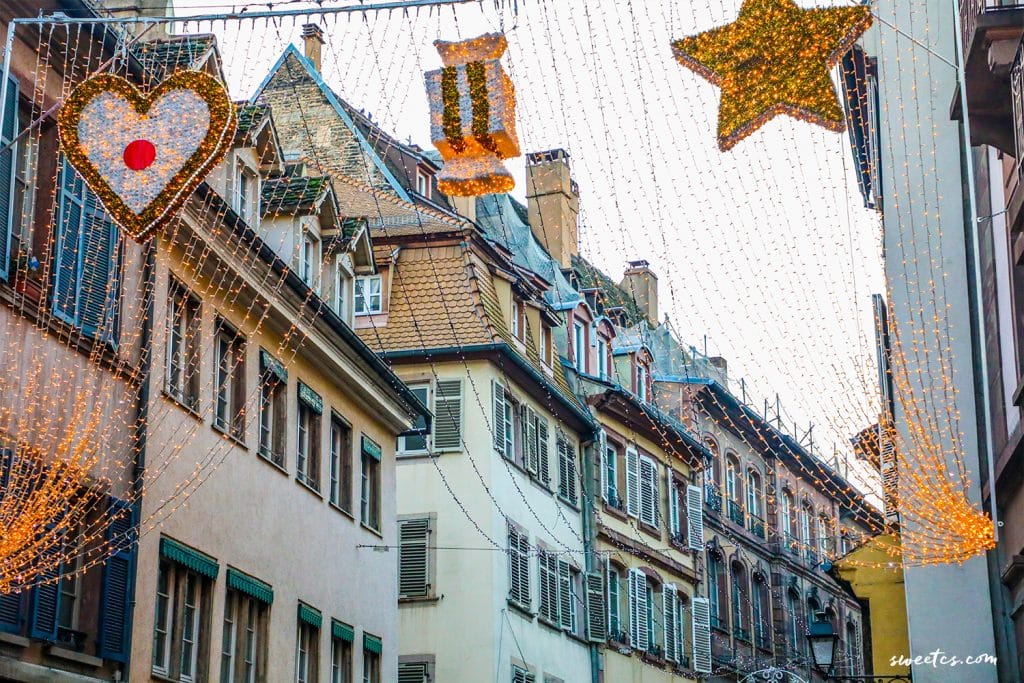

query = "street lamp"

[{"left": 807, "top": 612, "right": 839, "bottom": 676}]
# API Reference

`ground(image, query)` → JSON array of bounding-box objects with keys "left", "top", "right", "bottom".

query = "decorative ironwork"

[
  {"left": 749, "top": 514, "right": 766, "bottom": 539},
  {"left": 728, "top": 499, "right": 745, "bottom": 525},
  {"left": 706, "top": 483, "right": 723, "bottom": 512}
]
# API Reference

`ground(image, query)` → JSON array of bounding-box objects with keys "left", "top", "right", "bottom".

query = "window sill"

[
  {"left": 257, "top": 451, "right": 289, "bottom": 476},
  {"left": 529, "top": 475, "right": 554, "bottom": 495},
  {"left": 506, "top": 599, "right": 535, "bottom": 620},
  {"left": 557, "top": 494, "right": 580, "bottom": 512},
  {"left": 161, "top": 388, "right": 202, "bottom": 421},
  {"left": 538, "top": 616, "right": 563, "bottom": 634},
  {"left": 566, "top": 631, "right": 589, "bottom": 647},
  {"left": 296, "top": 477, "right": 323, "bottom": 500},
  {"left": 399, "top": 595, "right": 441, "bottom": 606},
  {"left": 212, "top": 422, "right": 247, "bottom": 449},
  {"left": 602, "top": 502, "right": 627, "bottom": 520},
  {"left": 637, "top": 521, "right": 662, "bottom": 542},
  {"left": 361, "top": 522, "right": 383, "bottom": 538},
  {"left": 45, "top": 644, "right": 102, "bottom": 668},
  {"left": 0, "top": 632, "right": 29, "bottom": 648},
  {"left": 329, "top": 501, "right": 355, "bottom": 520}
]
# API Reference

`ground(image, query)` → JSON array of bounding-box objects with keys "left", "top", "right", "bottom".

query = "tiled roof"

[
  {"left": 331, "top": 175, "right": 468, "bottom": 237},
  {"left": 261, "top": 176, "right": 331, "bottom": 215},
  {"left": 236, "top": 102, "right": 270, "bottom": 136},
  {"left": 134, "top": 34, "right": 217, "bottom": 76},
  {"left": 571, "top": 254, "right": 645, "bottom": 324}
]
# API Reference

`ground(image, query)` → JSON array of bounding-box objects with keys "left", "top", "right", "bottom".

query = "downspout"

[{"left": 581, "top": 431, "right": 601, "bottom": 683}]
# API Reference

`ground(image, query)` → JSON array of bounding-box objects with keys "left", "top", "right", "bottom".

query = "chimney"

[
  {"left": 620, "top": 260, "right": 658, "bottom": 324},
  {"left": 302, "top": 24, "right": 325, "bottom": 72},
  {"left": 94, "top": 0, "right": 172, "bottom": 38},
  {"left": 526, "top": 149, "right": 579, "bottom": 268}
]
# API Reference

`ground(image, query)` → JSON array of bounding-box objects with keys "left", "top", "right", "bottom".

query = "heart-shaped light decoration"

[{"left": 57, "top": 71, "right": 236, "bottom": 242}]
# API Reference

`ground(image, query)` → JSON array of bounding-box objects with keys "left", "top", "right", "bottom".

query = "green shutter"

[
  {"left": 259, "top": 349, "right": 288, "bottom": 384},
  {"left": 298, "top": 602, "right": 321, "bottom": 628},
  {"left": 361, "top": 436, "right": 381, "bottom": 462},
  {"left": 227, "top": 568, "right": 273, "bottom": 605},
  {"left": 298, "top": 381, "right": 323, "bottom": 415},
  {"left": 159, "top": 537, "right": 218, "bottom": 579},
  {"left": 363, "top": 632, "right": 382, "bottom": 655},
  {"left": 0, "top": 70, "right": 17, "bottom": 282},
  {"left": 332, "top": 619, "right": 354, "bottom": 642}
]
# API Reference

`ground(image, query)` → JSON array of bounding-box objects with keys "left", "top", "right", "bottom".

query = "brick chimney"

[
  {"left": 526, "top": 149, "right": 579, "bottom": 268},
  {"left": 620, "top": 260, "right": 658, "bottom": 324},
  {"left": 302, "top": 24, "right": 325, "bottom": 72}
]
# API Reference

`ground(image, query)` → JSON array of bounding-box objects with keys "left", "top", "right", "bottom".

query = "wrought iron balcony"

[
  {"left": 785, "top": 534, "right": 800, "bottom": 556},
  {"left": 705, "top": 483, "right": 722, "bottom": 513},
  {"left": 733, "top": 626, "right": 751, "bottom": 643},
  {"left": 748, "top": 514, "right": 766, "bottom": 539},
  {"left": 727, "top": 499, "right": 745, "bottom": 526},
  {"left": 710, "top": 613, "right": 726, "bottom": 632}
]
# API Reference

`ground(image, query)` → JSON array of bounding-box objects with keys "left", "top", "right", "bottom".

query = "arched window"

[
  {"left": 747, "top": 471, "right": 763, "bottom": 537},
  {"left": 752, "top": 575, "right": 771, "bottom": 650},
  {"left": 725, "top": 455, "right": 743, "bottom": 524},
  {"left": 817, "top": 513, "right": 832, "bottom": 556},
  {"left": 730, "top": 561, "right": 750, "bottom": 642},
  {"left": 704, "top": 437, "right": 721, "bottom": 487},
  {"left": 799, "top": 502, "right": 814, "bottom": 559},
  {"left": 839, "top": 529, "right": 851, "bottom": 556},
  {"left": 781, "top": 490, "right": 797, "bottom": 552},
  {"left": 708, "top": 553, "right": 726, "bottom": 630},
  {"left": 846, "top": 620, "right": 860, "bottom": 674},
  {"left": 786, "top": 588, "right": 802, "bottom": 656}
]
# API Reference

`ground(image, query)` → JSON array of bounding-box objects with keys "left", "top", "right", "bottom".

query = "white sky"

[{"left": 169, "top": 0, "right": 885, "bottom": 493}]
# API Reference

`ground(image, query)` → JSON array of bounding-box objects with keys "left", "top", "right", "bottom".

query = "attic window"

[
  {"left": 235, "top": 162, "right": 257, "bottom": 223},
  {"left": 511, "top": 300, "right": 524, "bottom": 340},
  {"left": 416, "top": 168, "right": 432, "bottom": 199},
  {"left": 636, "top": 359, "right": 649, "bottom": 403},
  {"left": 540, "top": 324, "right": 552, "bottom": 366}
]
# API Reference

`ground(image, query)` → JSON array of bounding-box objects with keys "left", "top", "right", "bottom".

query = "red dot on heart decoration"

[{"left": 123, "top": 139, "right": 156, "bottom": 171}]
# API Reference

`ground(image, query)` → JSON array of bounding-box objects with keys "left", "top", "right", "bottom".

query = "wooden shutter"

[
  {"left": 639, "top": 457, "right": 658, "bottom": 526},
  {"left": 537, "top": 418, "right": 550, "bottom": 485},
  {"left": 625, "top": 448, "right": 640, "bottom": 518},
  {"left": 53, "top": 160, "right": 84, "bottom": 324},
  {"left": 0, "top": 450, "right": 21, "bottom": 633},
  {"left": 692, "top": 596, "right": 713, "bottom": 673},
  {"left": 598, "top": 431, "right": 608, "bottom": 502},
  {"left": 98, "top": 498, "right": 136, "bottom": 662},
  {"left": 558, "top": 560, "right": 573, "bottom": 630},
  {"left": 399, "top": 518, "right": 431, "bottom": 598},
  {"left": 664, "top": 585, "right": 677, "bottom": 663},
  {"left": 539, "top": 551, "right": 559, "bottom": 623},
  {"left": 493, "top": 382, "right": 506, "bottom": 454},
  {"left": 586, "top": 571, "right": 606, "bottom": 642},
  {"left": 78, "top": 190, "right": 119, "bottom": 343},
  {"left": 397, "top": 662, "right": 429, "bottom": 683},
  {"left": 0, "top": 72, "right": 17, "bottom": 282},
  {"left": 512, "top": 665, "right": 534, "bottom": 683},
  {"left": 686, "top": 484, "right": 704, "bottom": 551},
  {"left": 29, "top": 523, "right": 64, "bottom": 641},
  {"left": 558, "top": 438, "right": 577, "bottom": 505},
  {"left": 630, "top": 569, "right": 649, "bottom": 651},
  {"left": 667, "top": 467, "right": 680, "bottom": 537},
  {"left": 507, "top": 526, "right": 530, "bottom": 608},
  {"left": 526, "top": 409, "right": 538, "bottom": 474},
  {"left": 434, "top": 380, "right": 462, "bottom": 450}
]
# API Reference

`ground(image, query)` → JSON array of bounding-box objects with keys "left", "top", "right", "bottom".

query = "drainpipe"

[{"left": 580, "top": 431, "right": 601, "bottom": 683}]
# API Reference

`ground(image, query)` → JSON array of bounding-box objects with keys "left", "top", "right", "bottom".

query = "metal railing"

[
  {"left": 1014, "top": 44, "right": 1024, "bottom": 182},
  {"left": 748, "top": 515, "right": 766, "bottom": 539},
  {"left": 962, "top": 0, "right": 1024, "bottom": 55},
  {"left": 705, "top": 484, "right": 722, "bottom": 513},
  {"left": 728, "top": 499, "right": 745, "bottom": 525}
]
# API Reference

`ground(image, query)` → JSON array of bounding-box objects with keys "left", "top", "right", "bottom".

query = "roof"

[
  {"left": 236, "top": 102, "right": 270, "bottom": 136},
  {"left": 133, "top": 34, "right": 218, "bottom": 77},
  {"left": 571, "top": 254, "right": 645, "bottom": 324},
  {"left": 261, "top": 176, "right": 333, "bottom": 215}
]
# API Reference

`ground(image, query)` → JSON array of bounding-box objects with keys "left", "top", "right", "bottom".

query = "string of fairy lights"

[{"left": 0, "top": 0, "right": 994, "bottom": 640}]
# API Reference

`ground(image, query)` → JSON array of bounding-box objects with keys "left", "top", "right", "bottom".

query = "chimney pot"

[
  {"left": 619, "top": 262, "right": 659, "bottom": 325},
  {"left": 302, "top": 23, "right": 325, "bottom": 72},
  {"left": 526, "top": 148, "right": 579, "bottom": 268}
]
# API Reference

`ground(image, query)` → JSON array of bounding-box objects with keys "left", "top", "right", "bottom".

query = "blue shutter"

[
  {"left": 28, "top": 519, "right": 63, "bottom": 641},
  {"left": 53, "top": 159, "right": 83, "bottom": 324},
  {"left": 0, "top": 71, "right": 18, "bottom": 281},
  {"left": 0, "top": 449, "right": 22, "bottom": 633},
  {"left": 79, "top": 190, "right": 120, "bottom": 345},
  {"left": 98, "top": 497, "right": 136, "bottom": 662}
]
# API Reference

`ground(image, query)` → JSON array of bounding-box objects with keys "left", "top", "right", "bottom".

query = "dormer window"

[
  {"left": 540, "top": 324, "right": 552, "bottom": 366},
  {"left": 235, "top": 162, "right": 257, "bottom": 222},
  {"left": 354, "top": 275, "right": 383, "bottom": 316},
  {"left": 596, "top": 337, "right": 608, "bottom": 380},
  {"left": 573, "top": 322, "right": 587, "bottom": 373},
  {"left": 299, "top": 231, "right": 319, "bottom": 289},
  {"left": 335, "top": 256, "right": 353, "bottom": 322},
  {"left": 636, "top": 361, "right": 648, "bottom": 402},
  {"left": 511, "top": 300, "right": 522, "bottom": 339},
  {"left": 416, "top": 168, "right": 432, "bottom": 199}
]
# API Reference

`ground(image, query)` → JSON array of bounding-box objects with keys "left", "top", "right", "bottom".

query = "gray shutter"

[
  {"left": 558, "top": 560, "right": 572, "bottom": 630},
  {"left": 692, "top": 596, "right": 713, "bottom": 673},
  {"left": 537, "top": 418, "right": 550, "bottom": 485},
  {"left": 493, "top": 382, "right": 506, "bottom": 454},
  {"left": 507, "top": 526, "right": 530, "bottom": 608},
  {"left": 625, "top": 448, "right": 640, "bottom": 518},
  {"left": 664, "top": 586, "right": 677, "bottom": 663},
  {"left": 586, "top": 571, "right": 606, "bottom": 642},
  {"left": 0, "top": 71, "right": 17, "bottom": 282},
  {"left": 397, "top": 662, "right": 429, "bottom": 683},
  {"left": 53, "top": 160, "right": 84, "bottom": 324},
  {"left": 639, "top": 457, "right": 657, "bottom": 526},
  {"left": 598, "top": 431, "right": 608, "bottom": 502},
  {"left": 526, "top": 409, "right": 538, "bottom": 474},
  {"left": 631, "top": 569, "right": 649, "bottom": 650},
  {"left": 78, "top": 190, "right": 119, "bottom": 343},
  {"left": 668, "top": 468, "right": 680, "bottom": 537},
  {"left": 398, "top": 518, "right": 430, "bottom": 598},
  {"left": 433, "top": 380, "right": 462, "bottom": 450},
  {"left": 686, "top": 484, "right": 704, "bottom": 551}
]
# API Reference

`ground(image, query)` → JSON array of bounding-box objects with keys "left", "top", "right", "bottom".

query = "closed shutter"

[
  {"left": 397, "top": 662, "right": 429, "bottom": 683},
  {"left": 512, "top": 665, "right": 535, "bottom": 683},
  {"left": 537, "top": 418, "right": 550, "bottom": 485},
  {"left": 586, "top": 571, "right": 606, "bottom": 642},
  {"left": 598, "top": 431, "right": 608, "bottom": 502},
  {"left": 507, "top": 526, "right": 530, "bottom": 608},
  {"left": 539, "top": 551, "right": 559, "bottom": 623},
  {"left": 79, "top": 189, "right": 119, "bottom": 344},
  {"left": 558, "top": 560, "right": 572, "bottom": 630},
  {"left": 625, "top": 448, "right": 639, "bottom": 518},
  {"left": 493, "top": 382, "right": 506, "bottom": 454},
  {"left": 639, "top": 457, "right": 658, "bottom": 526},
  {"left": 98, "top": 498, "right": 136, "bottom": 662},
  {"left": 398, "top": 518, "right": 431, "bottom": 598},
  {"left": 558, "top": 438, "right": 577, "bottom": 505},
  {"left": 0, "top": 450, "right": 21, "bottom": 633},
  {"left": 0, "top": 71, "right": 17, "bottom": 282},
  {"left": 664, "top": 585, "right": 677, "bottom": 663},
  {"left": 692, "top": 596, "right": 713, "bottom": 673},
  {"left": 668, "top": 468, "right": 680, "bottom": 537},
  {"left": 526, "top": 408, "right": 538, "bottom": 474},
  {"left": 433, "top": 380, "right": 462, "bottom": 450},
  {"left": 29, "top": 523, "right": 64, "bottom": 640},
  {"left": 686, "top": 484, "right": 704, "bottom": 551},
  {"left": 629, "top": 569, "right": 649, "bottom": 651}
]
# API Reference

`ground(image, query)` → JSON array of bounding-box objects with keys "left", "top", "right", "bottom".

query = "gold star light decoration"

[{"left": 671, "top": 0, "right": 872, "bottom": 151}]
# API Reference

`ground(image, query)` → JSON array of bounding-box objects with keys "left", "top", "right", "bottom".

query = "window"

[
  {"left": 512, "top": 665, "right": 536, "bottom": 683},
  {"left": 538, "top": 550, "right": 576, "bottom": 631},
  {"left": 415, "top": 169, "right": 431, "bottom": 199},
  {"left": 627, "top": 568, "right": 651, "bottom": 651},
  {"left": 638, "top": 455, "right": 659, "bottom": 527},
  {"left": 220, "top": 586, "right": 268, "bottom": 683},
  {"left": 296, "top": 615, "right": 319, "bottom": 683},
  {"left": 730, "top": 562, "right": 750, "bottom": 641},
  {"left": 667, "top": 474, "right": 683, "bottom": 542},
  {"left": 398, "top": 385, "right": 429, "bottom": 454},
  {"left": 846, "top": 621, "right": 860, "bottom": 674},
  {"left": 398, "top": 517, "right": 433, "bottom": 599},
  {"left": 214, "top": 322, "right": 246, "bottom": 439},
  {"left": 334, "top": 257, "right": 352, "bottom": 320},
  {"left": 786, "top": 589, "right": 802, "bottom": 655},
  {"left": 561, "top": 563, "right": 582, "bottom": 636},
  {"left": 752, "top": 576, "right": 771, "bottom": 649},
  {"left": 596, "top": 337, "right": 608, "bottom": 380},
  {"left": 556, "top": 436, "right": 578, "bottom": 506},
  {"left": 707, "top": 554, "right": 726, "bottom": 629},
  {"left": 360, "top": 436, "right": 382, "bottom": 531},
  {"left": 258, "top": 351, "right": 287, "bottom": 467},
  {"left": 331, "top": 627, "right": 353, "bottom": 683},
  {"left": 573, "top": 321, "right": 586, "bottom": 372},
  {"left": 507, "top": 523, "right": 531, "bottom": 609},
  {"left": 493, "top": 384, "right": 515, "bottom": 460},
  {"left": 166, "top": 280, "right": 200, "bottom": 410},
  {"left": 818, "top": 514, "right": 833, "bottom": 556},
  {"left": 602, "top": 438, "right": 619, "bottom": 506},
  {"left": 330, "top": 414, "right": 353, "bottom": 512},
  {"left": 636, "top": 362, "right": 648, "bottom": 402},
  {"left": 297, "top": 384, "right": 322, "bottom": 491},
  {"left": 540, "top": 324, "right": 552, "bottom": 365},
  {"left": 746, "top": 471, "right": 761, "bottom": 518},
  {"left": 53, "top": 158, "right": 121, "bottom": 344},
  {"left": 152, "top": 559, "right": 211, "bottom": 682},
  {"left": 0, "top": 72, "right": 19, "bottom": 282},
  {"left": 235, "top": 163, "right": 256, "bottom": 222},
  {"left": 58, "top": 529, "right": 82, "bottom": 632},
  {"left": 781, "top": 490, "right": 796, "bottom": 548},
  {"left": 300, "top": 231, "right": 318, "bottom": 288},
  {"left": 398, "top": 660, "right": 432, "bottom": 683},
  {"left": 607, "top": 565, "right": 622, "bottom": 638},
  {"left": 800, "top": 503, "right": 814, "bottom": 556},
  {"left": 511, "top": 300, "right": 522, "bottom": 339},
  {"left": 354, "top": 275, "right": 382, "bottom": 315},
  {"left": 363, "top": 635, "right": 381, "bottom": 683},
  {"left": 725, "top": 456, "right": 739, "bottom": 502}
]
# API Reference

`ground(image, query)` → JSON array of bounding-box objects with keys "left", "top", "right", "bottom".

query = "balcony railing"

[
  {"left": 962, "top": 0, "right": 1024, "bottom": 55},
  {"left": 1014, "top": 45, "right": 1024, "bottom": 181},
  {"left": 733, "top": 626, "right": 751, "bottom": 643},
  {"left": 705, "top": 484, "right": 722, "bottom": 513},
  {"left": 785, "top": 533, "right": 800, "bottom": 556},
  {"left": 727, "top": 499, "right": 744, "bottom": 526},
  {"left": 748, "top": 515, "right": 766, "bottom": 539}
]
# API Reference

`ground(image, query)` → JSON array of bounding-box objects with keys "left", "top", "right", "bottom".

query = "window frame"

[
  {"left": 330, "top": 413, "right": 354, "bottom": 512},
  {"left": 151, "top": 560, "right": 211, "bottom": 682},
  {"left": 295, "top": 619, "right": 319, "bottom": 683},
  {"left": 220, "top": 588, "right": 267, "bottom": 683},
  {"left": 354, "top": 275, "right": 383, "bottom": 316},
  {"left": 360, "top": 437, "right": 382, "bottom": 532},
  {"left": 398, "top": 384, "right": 430, "bottom": 455},
  {"left": 258, "top": 365, "right": 287, "bottom": 468},
  {"left": 166, "top": 279, "right": 201, "bottom": 411},
  {"left": 214, "top": 321, "right": 247, "bottom": 440}
]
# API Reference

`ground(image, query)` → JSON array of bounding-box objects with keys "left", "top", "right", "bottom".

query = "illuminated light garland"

[
  {"left": 57, "top": 70, "right": 236, "bottom": 242},
  {"left": 670, "top": 0, "right": 872, "bottom": 152},
  {"left": 425, "top": 32, "right": 519, "bottom": 196}
]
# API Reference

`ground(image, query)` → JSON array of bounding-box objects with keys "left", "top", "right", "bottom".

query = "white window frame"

[
  {"left": 300, "top": 231, "right": 318, "bottom": 289},
  {"left": 398, "top": 384, "right": 430, "bottom": 455},
  {"left": 573, "top": 322, "right": 586, "bottom": 372},
  {"left": 334, "top": 255, "right": 353, "bottom": 321},
  {"left": 596, "top": 338, "right": 607, "bottom": 379},
  {"left": 416, "top": 168, "right": 432, "bottom": 199},
  {"left": 354, "top": 275, "right": 383, "bottom": 316}
]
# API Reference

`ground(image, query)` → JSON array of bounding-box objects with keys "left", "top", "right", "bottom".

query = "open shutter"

[
  {"left": 686, "top": 484, "right": 705, "bottom": 551},
  {"left": 398, "top": 518, "right": 430, "bottom": 598},
  {"left": 433, "top": 380, "right": 462, "bottom": 450},
  {"left": 537, "top": 418, "right": 550, "bottom": 485},
  {"left": 586, "top": 571, "right": 606, "bottom": 642},
  {"left": 598, "top": 431, "right": 608, "bottom": 502},
  {"left": 98, "top": 498, "right": 137, "bottom": 662},
  {"left": 526, "top": 409, "right": 538, "bottom": 474},
  {"left": 634, "top": 570, "right": 649, "bottom": 651},
  {"left": 668, "top": 468, "right": 680, "bottom": 537},
  {"left": 53, "top": 160, "right": 84, "bottom": 324},
  {"left": 627, "top": 569, "right": 639, "bottom": 646},
  {"left": 0, "top": 71, "right": 17, "bottom": 282},
  {"left": 492, "top": 382, "right": 506, "bottom": 454},
  {"left": 78, "top": 190, "right": 119, "bottom": 344},
  {"left": 0, "top": 450, "right": 21, "bottom": 633},
  {"left": 692, "top": 596, "right": 713, "bottom": 673},
  {"left": 639, "top": 457, "right": 657, "bottom": 526},
  {"left": 664, "top": 585, "right": 677, "bottom": 663},
  {"left": 558, "top": 560, "right": 572, "bottom": 630},
  {"left": 625, "top": 448, "right": 640, "bottom": 518}
]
